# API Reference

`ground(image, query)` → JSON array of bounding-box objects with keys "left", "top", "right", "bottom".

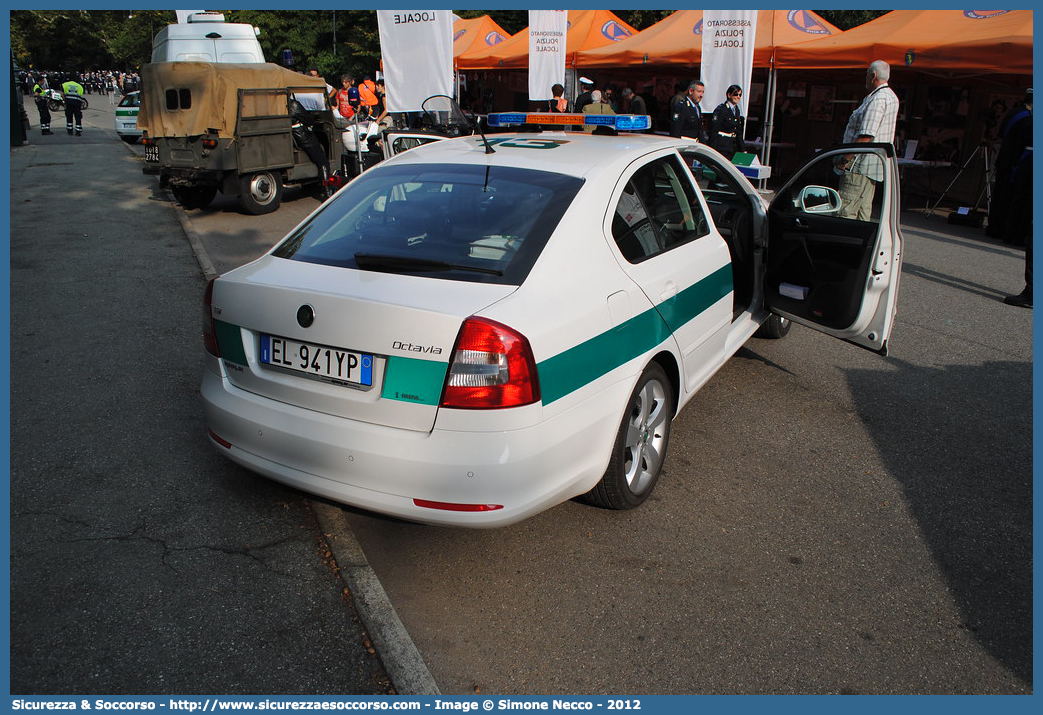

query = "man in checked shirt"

[{"left": 835, "top": 61, "right": 900, "bottom": 220}]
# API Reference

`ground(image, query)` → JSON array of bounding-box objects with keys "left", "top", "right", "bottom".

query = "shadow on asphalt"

[{"left": 846, "top": 356, "right": 1032, "bottom": 683}]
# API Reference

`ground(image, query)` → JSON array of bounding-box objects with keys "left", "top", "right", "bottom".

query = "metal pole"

[
  {"left": 756, "top": 11, "right": 777, "bottom": 191},
  {"left": 759, "top": 66, "right": 776, "bottom": 191}
]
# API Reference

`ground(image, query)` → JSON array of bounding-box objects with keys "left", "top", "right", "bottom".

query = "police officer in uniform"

[
  {"left": 670, "top": 80, "right": 706, "bottom": 141},
  {"left": 575, "top": 77, "right": 596, "bottom": 113},
  {"left": 710, "top": 84, "right": 747, "bottom": 158},
  {"left": 32, "top": 77, "right": 53, "bottom": 135},
  {"left": 62, "top": 74, "right": 86, "bottom": 136},
  {"left": 289, "top": 97, "right": 333, "bottom": 200}
]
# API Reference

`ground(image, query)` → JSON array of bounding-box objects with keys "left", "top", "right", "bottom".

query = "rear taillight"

[
  {"left": 202, "top": 136, "right": 218, "bottom": 149},
  {"left": 440, "top": 318, "right": 540, "bottom": 409},
  {"left": 203, "top": 278, "right": 220, "bottom": 357}
]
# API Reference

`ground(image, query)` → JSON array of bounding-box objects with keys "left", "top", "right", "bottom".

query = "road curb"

[
  {"left": 312, "top": 502, "right": 441, "bottom": 696},
  {"left": 173, "top": 201, "right": 220, "bottom": 281}
]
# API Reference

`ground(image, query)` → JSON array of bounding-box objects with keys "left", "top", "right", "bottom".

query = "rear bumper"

[{"left": 201, "top": 363, "right": 628, "bottom": 528}]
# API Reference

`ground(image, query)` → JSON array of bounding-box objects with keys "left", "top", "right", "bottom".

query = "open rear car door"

[{"left": 765, "top": 143, "right": 903, "bottom": 354}]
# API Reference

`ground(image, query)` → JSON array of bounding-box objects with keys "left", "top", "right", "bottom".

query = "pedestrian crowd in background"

[
  {"left": 18, "top": 69, "right": 141, "bottom": 98},
  {"left": 20, "top": 69, "right": 141, "bottom": 140},
  {"left": 297, "top": 68, "right": 392, "bottom": 130}
]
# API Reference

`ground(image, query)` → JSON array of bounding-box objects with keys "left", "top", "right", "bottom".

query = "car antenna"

[
  {"left": 458, "top": 97, "right": 494, "bottom": 154},
  {"left": 475, "top": 117, "right": 495, "bottom": 154}
]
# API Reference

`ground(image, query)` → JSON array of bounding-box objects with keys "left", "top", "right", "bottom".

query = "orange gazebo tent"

[
  {"left": 774, "top": 10, "right": 1033, "bottom": 73},
  {"left": 575, "top": 10, "right": 841, "bottom": 68},
  {"left": 453, "top": 15, "right": 511, "bottom": 59},
  {"left": 456, "top": 9, "right": 638, "bottom": 69}
]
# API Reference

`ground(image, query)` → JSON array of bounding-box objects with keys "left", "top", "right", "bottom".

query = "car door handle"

[
  {"left": 660, "top": 282, "right": 678, "bottom": 301},
  {"left": 793, "top": 217, "right": 809, "bottom": 229}
]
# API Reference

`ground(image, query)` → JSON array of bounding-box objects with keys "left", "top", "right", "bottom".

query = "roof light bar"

[{"left": 486, "top": 113, "right": 651, "bottom": 132}]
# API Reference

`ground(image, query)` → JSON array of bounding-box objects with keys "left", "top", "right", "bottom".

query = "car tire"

[
  {"left": 120, "top": 135, "right": 139, "bottom": 144},
  {"left": 172, "top": 185, "right": 217, "bottom": 211},
  {"left": 584, "top": 362, "right": 674, "bottom": 510},
  {"left": 755, "top": 314, "right": 791, "bottom": 339},
  {"left": 239, "top": 171, "right": 282, "bottom": 215}
]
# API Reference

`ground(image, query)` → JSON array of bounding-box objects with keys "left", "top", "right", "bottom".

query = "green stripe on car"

[
  {"left": 538, "top": 264, "right": 733, "bottom": 405},
  {"left": 215, "top": 320, "right": 248, "bottom": 365},
  {"left": 381, "top": 356, "right": 449, "bottom": 406}
]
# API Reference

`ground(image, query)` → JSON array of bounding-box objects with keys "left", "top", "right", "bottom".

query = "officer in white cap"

[{"left": 576, "top": 76, "right": 595, "bottom": 113}]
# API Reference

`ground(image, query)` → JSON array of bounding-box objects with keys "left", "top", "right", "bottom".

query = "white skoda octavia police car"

[
  {"left": 202, "top": 112, "right": 902, "bottom": 527},
  {"left": 114, "top": 91, "right": 141, "bottom": 143}
]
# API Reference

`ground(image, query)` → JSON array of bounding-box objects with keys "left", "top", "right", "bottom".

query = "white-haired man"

[{"left": 835, "top": 60, "right": 899, "bottom": 220}]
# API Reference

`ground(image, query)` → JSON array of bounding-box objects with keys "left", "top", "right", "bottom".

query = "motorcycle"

[
  {"left": 45, "top": 89, "right": 89, "bottom": 112},
  {"left": 338, "top": 111, "right": 385, "bottom": 180},
  {"left": 341, "top": 117, "right": 382, "bottom": 154}
]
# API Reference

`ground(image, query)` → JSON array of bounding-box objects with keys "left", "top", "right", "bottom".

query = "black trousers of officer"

[
  {"left": 65, "top": 97, "right": 84, "bottom": 134},
  {"left": 34, "top": 98, "right": 51, "bottom": 131},
  {"left": 292, "top": 125, "right": 331, "bottom": 197}
]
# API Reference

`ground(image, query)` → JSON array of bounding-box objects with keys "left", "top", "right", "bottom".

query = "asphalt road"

[{"left": 13, "top": 97, "right": 1032, "bottom": 696}]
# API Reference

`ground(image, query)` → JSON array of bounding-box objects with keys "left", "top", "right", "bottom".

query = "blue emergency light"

[{"left": 486, "top": 113, "right": 652, "bottom": 132}]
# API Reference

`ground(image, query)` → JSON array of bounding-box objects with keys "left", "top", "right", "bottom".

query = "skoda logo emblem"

[{"left": 297, "top": 305, "right": 315, "bottom": 328}]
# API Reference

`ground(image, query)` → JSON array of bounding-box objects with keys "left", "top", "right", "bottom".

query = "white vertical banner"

[
  {"left": 377, "top": 10, "right": 454, "bottom": 112},
  {"left": 701, "top": 10, "right": 757, "bottom": 125},
  {"left": 528, "top": 10, "right": 568, "bottom": 102}
]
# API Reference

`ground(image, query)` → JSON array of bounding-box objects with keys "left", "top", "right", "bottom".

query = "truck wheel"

[
  {"left": 172, "top": 185, "right": 217, "bottom": 210},
  {"left": 583, "top": 362, "right": 674, "bottom": 510},
  {"left": 755, "top": 314, "right": 791, "bottom": 339},
  {"left": 239, "top": 171, "right": 282, "bottom": 215}
]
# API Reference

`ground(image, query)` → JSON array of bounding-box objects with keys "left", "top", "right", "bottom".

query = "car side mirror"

[{"left": 799, "top": 185, "right": 842, "bottom": 214}]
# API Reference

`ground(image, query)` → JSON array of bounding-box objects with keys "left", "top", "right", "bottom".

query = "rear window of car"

[{"left": 272, "top": 163, "right": 584, "bottom": 285}]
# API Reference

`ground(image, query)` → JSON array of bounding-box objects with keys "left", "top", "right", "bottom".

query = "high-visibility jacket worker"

[
  {"left": 32, "top": 81, "right": 53, "bottom": 135},
  {"left": 62, "top": 77, "right": 86, "bottom": 136},
  {"left": 358, "top": 79, "right": 378, "bottom": 109}
]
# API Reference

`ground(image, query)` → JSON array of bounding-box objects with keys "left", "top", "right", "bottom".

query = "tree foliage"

[
  {"left": 814, "top": 10, "right": 888, "bottom": 31},
  {"left": 11, "top": 10, "right": 175, "bottom": 71},
  {"left": 456, "top": 10, "right": 675, "bottom": 35},
  {"left": 224, "top": 10, "right": 380, "bottom": 80}
]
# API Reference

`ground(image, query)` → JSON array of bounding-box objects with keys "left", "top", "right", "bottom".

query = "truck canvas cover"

[{"left": 137, "top": 62, "right": 328, "bottom": 138}]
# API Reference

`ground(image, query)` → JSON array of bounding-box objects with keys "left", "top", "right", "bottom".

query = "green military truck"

[{"left": 138, "top": 61, "right": 339, "bottom": 215}]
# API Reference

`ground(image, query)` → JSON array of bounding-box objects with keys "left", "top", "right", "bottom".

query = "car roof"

[{"left": 385, "top": 131, "right": 693, "bottom": 180}]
